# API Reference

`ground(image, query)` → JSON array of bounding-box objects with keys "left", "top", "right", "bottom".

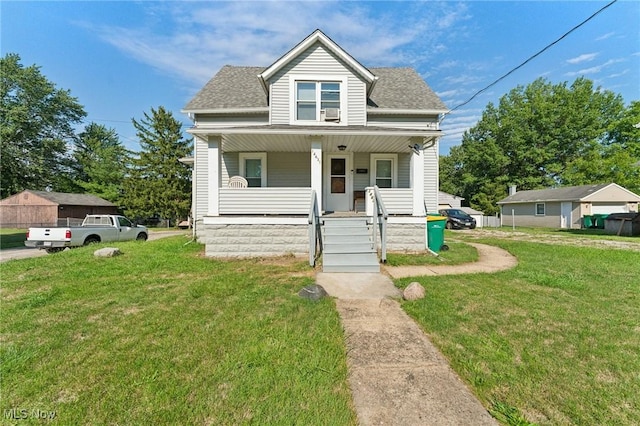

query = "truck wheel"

[
  {"left": 136, "top": 233, "right": 148, "bottom": 241},
  {"left": 84, "top": 236, "right": 100, "bottom": 245}
]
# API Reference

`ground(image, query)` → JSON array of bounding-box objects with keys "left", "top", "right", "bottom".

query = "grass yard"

[
  {"left": 396, "top": 239, "right": 640, "bottom": 425},
  {"left": 0, "top": 228, "right": 27, "bottom": 249},
  {"left": 1, "top": 237, "right": 356, "bottom": 425},
  {"left": 385, "top": 241, "right": 479, "bottom": 266}
]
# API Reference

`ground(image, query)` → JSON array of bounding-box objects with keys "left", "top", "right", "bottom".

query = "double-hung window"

[
  {"left": 295, "top": 81, "right": 341, "bottom": 121},
  {"left": 370, "top": 154, "right": 398, "bottom": 188},
  {"left": 239, "top": 153, "right": 267, "bottom": 187}
]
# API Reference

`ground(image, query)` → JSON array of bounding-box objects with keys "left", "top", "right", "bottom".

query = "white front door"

[
  {"left": 324, "top": 154, "right": 351, "bottom": 212},
  {"left": 560, "top": 202, "right": 572, "bottom": 229}
]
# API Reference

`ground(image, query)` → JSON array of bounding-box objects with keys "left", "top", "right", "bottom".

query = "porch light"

[{"left": 338, "top": 144, "right": 347, "bottom": 151}]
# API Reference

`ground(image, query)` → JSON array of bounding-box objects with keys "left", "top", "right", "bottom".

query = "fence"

[
  {"left": 482, "top": 215, "right": 501, "bottom": 228},
  {"left": 0, "top": 218, "right": 85, "bottom": 229}
]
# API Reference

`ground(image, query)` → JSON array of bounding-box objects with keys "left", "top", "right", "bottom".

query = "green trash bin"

[
  {"left": 593, "top": 214, "right": 608, "bottom": 229},
  {"left": 582, "top": 215, "right": 593, "bottom": 228},
  {"left": 426, "top": 216, "right": 447, "bottom": 252}
]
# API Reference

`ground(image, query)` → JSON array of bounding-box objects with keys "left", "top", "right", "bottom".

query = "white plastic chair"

[{"left": 228, "top": 176, "right": 248, "bottom": 188}]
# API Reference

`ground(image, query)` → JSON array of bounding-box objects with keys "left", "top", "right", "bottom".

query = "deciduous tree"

[
  {"left": 0, "top": 53, "right": 86, "bottom": 197},
  {"left": 439, "top": 77, "right": 634, "bottom": 213}
]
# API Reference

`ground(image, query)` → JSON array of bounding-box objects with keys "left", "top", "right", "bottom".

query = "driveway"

[{"left": 0, "top": 230, "right": 188, "bottom": 263}]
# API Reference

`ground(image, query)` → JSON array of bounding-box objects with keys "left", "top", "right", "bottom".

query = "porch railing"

[
  {"left": 376, "top": 188, "right": 413, "bottom": 215},
  {"left": 219, "top": 187, "right": 311, "bottom": 215},
  {"left": 367, "top": 186, "right": 389, "bottom": 263},
  {"left": 307, "top": 190, "right": 321, "bottom": 267}
]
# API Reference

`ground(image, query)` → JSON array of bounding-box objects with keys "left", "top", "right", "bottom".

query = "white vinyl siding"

[
  {"left": 423, "top": 139, "right": 439, "bottom": 213},
  {"left": 195, "top": 114, "right": 269, "bottom": 127},
  {"left": 353, "top": 152, "right": 370, "bottom": 191},
  {"left": 194, "top": 136, "right": 209, "bottom": 221},
  {"left": 367, "top": 115, "right": 439, "bottom": 130},
  {"left": 219, "top": 188, "right": 311, "bottom": 214},
  {"left": 268, "top": 43, "right": 367, "bottom": 125},
  {"left": 267, "top": 152, "right": 311, "bottom": 187},
  {"left": 377, "top": 188, "right": 414, "bottom": 214}
]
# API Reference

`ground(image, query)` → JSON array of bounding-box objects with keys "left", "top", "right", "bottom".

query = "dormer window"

[{"left": 291, "top": 76, "right": 346, "bottom": 124}]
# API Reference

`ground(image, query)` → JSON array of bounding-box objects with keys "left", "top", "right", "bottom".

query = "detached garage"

[
  {"left": 0, "top": 190, "right": 118, "bottom": 228},
  {"left": 497, "top": 183, "right": 640, "bottom": 229}
]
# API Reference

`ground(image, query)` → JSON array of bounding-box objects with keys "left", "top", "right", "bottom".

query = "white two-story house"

[{"left": 183, "top": 29, "right": 447, "bottom": 272}]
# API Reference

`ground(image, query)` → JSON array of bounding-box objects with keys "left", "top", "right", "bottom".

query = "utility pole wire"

[{"left": 442, "top": 0, "right": 618, "bottom": 121}]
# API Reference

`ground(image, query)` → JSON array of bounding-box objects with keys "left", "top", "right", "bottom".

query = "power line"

[{"left": 443, "top": 0, "right": 618, "bottom": 119}]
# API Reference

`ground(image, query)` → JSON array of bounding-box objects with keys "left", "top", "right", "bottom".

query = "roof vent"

[{"left": 323, "top": 108, "right": 340, "bottom": 121}]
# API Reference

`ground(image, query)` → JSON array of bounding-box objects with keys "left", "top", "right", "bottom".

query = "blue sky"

[{"left": 2, "top": 1, "right": 639, "bottom": 154}]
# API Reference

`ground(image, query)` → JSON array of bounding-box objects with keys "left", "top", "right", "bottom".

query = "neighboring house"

[
  {"left": 0, "top": 190, "right": 118, "bottom": 228},
  {"left": 438, "top": 191, "right": 464, "bottom": 209},
  {"left": 460, "top": 207, "right": 485, "bottom": 228},
  {"left": 497, "top": 183, "right": 640, "bottom": 229},
  {"left": 437, "top": 192, "right": 485, "bottom": 228},
  {"left": 182, "top": 29, "right": 447, "bottom": 270}
]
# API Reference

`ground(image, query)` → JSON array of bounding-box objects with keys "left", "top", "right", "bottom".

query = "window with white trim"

[
  {"left": 535, "top": 203, "right": 545, "bottom": 216},
  {"left": 370, "top": 154, "right": 398, "bottom": 188},
  {"left": 295, "top": 81, "right": 341, "bottom": 121},
  {"left": 239, "top": 153, "right": 267, "bottom": 187}
]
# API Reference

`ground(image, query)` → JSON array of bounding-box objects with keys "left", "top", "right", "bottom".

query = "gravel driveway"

[{"left": 0, "top": 230, "right": 188, "bottom": 263}]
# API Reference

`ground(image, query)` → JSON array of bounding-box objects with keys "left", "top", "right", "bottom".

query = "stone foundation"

[
  {"left": 198, "top": 221, "right": 427, "bottom": 258},
  {"left": 198, "top": 223, "right": 309, "bottom": 257}
]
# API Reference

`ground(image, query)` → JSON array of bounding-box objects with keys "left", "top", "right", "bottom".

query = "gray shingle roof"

[
  {"left": 31, "top": 191, "right": 115, "bottom": 207},
  {"left": 368, "top": 67, "right": 447, "bottom": 110},
  {"left": 183, "top": 66, "right": 447, "bottom": 111},
  {"left": 497, "top": 183, "right": 613, "bottom": 204},
  {"left": 184, "top": 66, "right": 267, "bottom": 110}
]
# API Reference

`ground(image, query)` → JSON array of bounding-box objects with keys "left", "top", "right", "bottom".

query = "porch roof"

[{"left": 187, "top": 124, "right": 441, "bottom": 152}]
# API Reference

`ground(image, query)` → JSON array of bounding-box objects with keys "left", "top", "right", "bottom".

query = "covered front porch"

[{"left": 190, "top": 125, "right": 440, "bottom": 219}]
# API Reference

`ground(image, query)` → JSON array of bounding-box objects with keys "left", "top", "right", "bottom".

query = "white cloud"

[
  {"left": 596, "top": 32, "right": 615, "bottom": 41},
  {"left": 85, "top": 1, "right": 472, "bottom": 87},
  {"left": 566, "top": 53, "right": 598, "bottom": 64},
  {"left": 565, "top": 58, "right": 625, "bottom": 77}
]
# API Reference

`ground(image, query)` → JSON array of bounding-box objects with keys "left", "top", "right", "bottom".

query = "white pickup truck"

[{"left": 25, "top": 215, "right": 148, "bottom": 253}]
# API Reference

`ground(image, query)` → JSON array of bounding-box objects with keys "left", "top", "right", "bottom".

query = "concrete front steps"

[{"left": 322, "top": 216, "right": 380, "bottom": 273}]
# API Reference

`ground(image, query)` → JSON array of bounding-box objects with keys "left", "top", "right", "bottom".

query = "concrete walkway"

[{"left": 315, "top": 243, "right": 517, "bottom": 425}]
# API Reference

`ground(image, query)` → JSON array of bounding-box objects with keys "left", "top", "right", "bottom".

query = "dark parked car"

[{"left": 438, "top": 209, "right": 477, "bottom": 229}]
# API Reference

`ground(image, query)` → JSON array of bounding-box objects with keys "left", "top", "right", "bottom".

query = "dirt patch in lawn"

[{"left": 460, "top": 229, "right": 640, "bottom": 252}]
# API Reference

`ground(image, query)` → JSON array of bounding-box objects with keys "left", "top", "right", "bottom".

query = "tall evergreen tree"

[
  {"left": 1, "top": 53, "right": 86, "bottom": 197},
  {"left": 122, "top": 106, "right": 192, "bottom": 224},
  {"left": 70, "top": 123, "right": 129, "bottom": 203}
]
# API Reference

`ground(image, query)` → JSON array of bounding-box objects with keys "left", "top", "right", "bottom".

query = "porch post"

[
  {"left": 208, "top": 135, "right": 221, "bottom": 216},
  {"left": 410, "top": 141, "right": 425, "bottom": 216},
  {"left": 310, "top": 136, "right": 323, "bottom": 212}
]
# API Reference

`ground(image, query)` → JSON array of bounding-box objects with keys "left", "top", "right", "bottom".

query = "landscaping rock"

[
  {"left": 298, "top": 284, "right": 328, "bottom": 301},
  {"left": 403, "top": 282, "right": 425, "bottom": 301},
  {"left": 94, "top": 247, "right": 122, "bottom": 258}
]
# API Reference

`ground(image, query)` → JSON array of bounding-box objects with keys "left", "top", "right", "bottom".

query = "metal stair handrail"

[
  {"left": 366, "top": 186, "right": 389, "bottom": 263},
  {"left": 307, "top": 190, "right": 321, "bottom": 266}
]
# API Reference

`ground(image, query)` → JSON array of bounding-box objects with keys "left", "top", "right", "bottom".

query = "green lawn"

[
  {"left": 0, "top": 228, "right": 27, "bottom": 249},
  {"left": 385, "top": 241, "right": 479, "bottom": 266},
  {"left": 4, "top": 233, "right": 639, "bottom": 425},
  {"left": 397, "top": 239, "right": 640, "bottom": 425},
  {"left": 1, "top": 238, "right": 356, "bottom": 425}
]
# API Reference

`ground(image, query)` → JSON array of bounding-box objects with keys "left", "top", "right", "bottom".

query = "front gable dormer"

[{"left": 258, "top": 30, "right": 378, "bottom": 126}]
